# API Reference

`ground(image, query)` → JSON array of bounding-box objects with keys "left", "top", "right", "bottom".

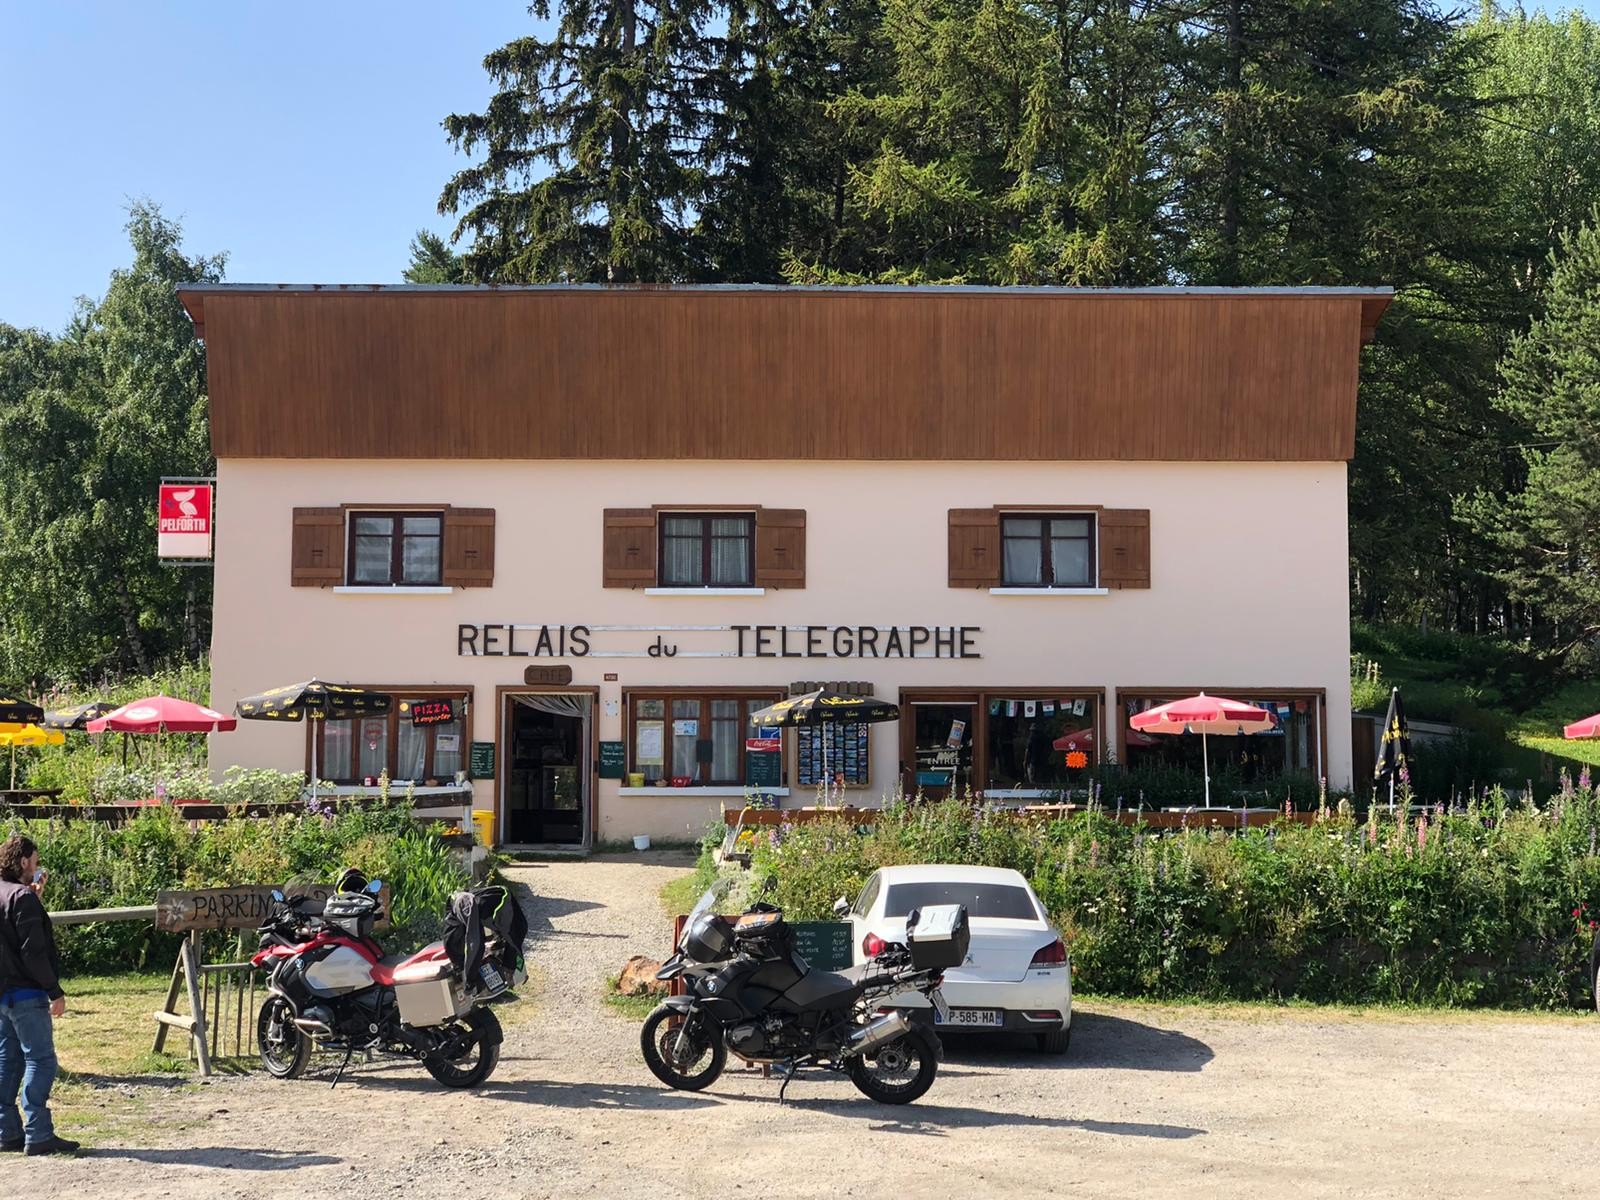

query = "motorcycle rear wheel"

[
  {"left": 845, "top": 1025, "right": 940, "bottom": 1105},
  {"left": 257, "top": 997, "right": 311, "bottom": 1080},
  {"left": 640, "top": 1005, "right": 726, "bottom": 1091},
  {"left": 423, "top": 1009, "right": 502, "bottom": 1088}
]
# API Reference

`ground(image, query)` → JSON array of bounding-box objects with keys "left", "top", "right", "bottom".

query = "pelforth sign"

[{"left": 157, "top": 482, "right": 213, "bottom": 559}]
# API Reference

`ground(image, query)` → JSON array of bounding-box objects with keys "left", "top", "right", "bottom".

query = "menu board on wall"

[{"left": 796, "top": 723, "right": 869, "bottom": 788}]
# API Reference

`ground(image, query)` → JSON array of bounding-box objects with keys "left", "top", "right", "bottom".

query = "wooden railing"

[{"left": 724, "top": 805, "right": 1323, "bottom": 830}]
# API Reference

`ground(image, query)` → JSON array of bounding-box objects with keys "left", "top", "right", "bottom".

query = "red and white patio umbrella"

[
  {"left": 87, "top": 696, "right": 237, "bottom": 734},
  {"left": 87, "top": 695, "right": 236, "bottom": 779},
  {"left": 1129, "top": 693, "right": 1278, "bottom": 808},
  {"left": 1563, "top": 713, "right": 1600, "bottom": 740}
]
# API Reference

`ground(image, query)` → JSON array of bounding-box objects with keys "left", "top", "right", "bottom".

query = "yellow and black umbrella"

[
  {"left": 749, "top": 689, "right": 900, "bottom": 728},
  {"left": 0, "top": 724, "right": 64, "bottom": 789},
  {"left": 234, "top": 680, "right": 392, "bottom": 723},
  {"left": 750, "top": 689, "right": 899, "bottom": 803},
  {"left": 0, "top": 695, "right": 44, "bottom": 728},
  {"left": 234, "top": 681, "right": 393, "bottom": 800},
  {"left": 42, "top": 701, "right": 118, "bottom": 731}
]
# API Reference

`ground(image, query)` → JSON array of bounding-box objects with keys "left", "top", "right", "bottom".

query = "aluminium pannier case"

[{"left": 905, "top": 903, "right": 970, "bottom": 971}]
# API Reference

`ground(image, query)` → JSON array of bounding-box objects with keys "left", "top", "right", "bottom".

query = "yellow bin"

[{"left": 471, "top": 809, "right": 496, "bottom": 848}]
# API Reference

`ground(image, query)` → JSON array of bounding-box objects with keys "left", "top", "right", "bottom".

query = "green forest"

[{"left": 2, "top": 4, "right": 1599, "bottom": 754}]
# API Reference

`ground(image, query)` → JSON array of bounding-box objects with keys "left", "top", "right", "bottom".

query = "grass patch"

[
  {"left": 56, "top": 972, "right": 202, "bottom": 1080},
  {"left": 659, "top": 871, "right": 704, "bottom": 919},
  {"left": 602, "top": 975, "right": 661, "bottom": 1021}
]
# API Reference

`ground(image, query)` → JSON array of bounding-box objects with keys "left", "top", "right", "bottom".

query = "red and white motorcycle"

[{"left": 251, "top": 875, "right": 524, "bottom": 1088}]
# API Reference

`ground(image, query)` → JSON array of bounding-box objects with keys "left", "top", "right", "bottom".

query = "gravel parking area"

[{"left": 27, "top": 853, "right": 1600, "bottom": 1198}]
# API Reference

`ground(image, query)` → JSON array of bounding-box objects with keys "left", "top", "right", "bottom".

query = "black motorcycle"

[{"left": 641, "top": 880, "right": 967, "bottom": 1104}]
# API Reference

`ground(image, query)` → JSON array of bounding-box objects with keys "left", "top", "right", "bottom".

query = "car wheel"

[{"left": 1036, "top": 1025, "right": 1071, "bottom": 1055}]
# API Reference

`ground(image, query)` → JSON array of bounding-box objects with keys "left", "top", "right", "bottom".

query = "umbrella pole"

[
  {"left": 1202, "top": 730, "right": 1211, "bottom": 809},
  {"left": 9, "top": 745, "right": 15, "bottom": 790}
]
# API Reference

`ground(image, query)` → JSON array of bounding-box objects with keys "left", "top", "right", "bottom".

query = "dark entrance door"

[
  {"left": 907, "top": 701, "right": 975, "bottom": 800},
  {"left": 504, "top": 695, "right": 588, "bottom": 846}
]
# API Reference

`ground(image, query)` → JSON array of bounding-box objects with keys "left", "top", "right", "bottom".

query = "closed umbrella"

[
  {"left": 234, "top": 681, "right": 393, "bottom": 800},
  {"left": 1129, "top": 693, "right": 1277, "bottom": 808},
  {"left": 0, "top": 725, "right": 64, "bottom": 788},
  {"left": 749, "top": 689, "right": 900, "bottom": 804}
]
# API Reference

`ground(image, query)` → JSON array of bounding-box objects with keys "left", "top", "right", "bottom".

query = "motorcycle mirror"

[
  {"left": 270, "top": 889, "right": 285, "bottom": 903},
  {"left": 366, "top": 878, "right": 383, "bottom": 895},
  {"left": 761, "top": 874, "right": 778, "bottom": 896},
  {"left": 832, "top": 896, "right": 850, "bottom": 919}
]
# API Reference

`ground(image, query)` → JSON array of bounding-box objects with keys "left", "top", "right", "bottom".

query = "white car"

[{"left": 843, "top": 865, "right": 1072, "bottom": 1053}]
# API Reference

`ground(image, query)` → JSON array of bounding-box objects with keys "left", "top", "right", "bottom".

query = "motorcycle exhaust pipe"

[
  {"left": 293, "top": 1005, "right": 334, "bottom": 1036},
  {"left": 843, "top": 1009, "right": 911, "bottom": 1058}
]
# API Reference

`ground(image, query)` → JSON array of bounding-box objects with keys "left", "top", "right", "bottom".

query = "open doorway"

[{"left": 501, "top": 693, "right": 592, "bottom": 848}]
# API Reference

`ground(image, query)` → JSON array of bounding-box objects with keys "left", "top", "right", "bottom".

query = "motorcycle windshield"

[{"left": 685, "top": 877, "right": 736, "bottom": 927}]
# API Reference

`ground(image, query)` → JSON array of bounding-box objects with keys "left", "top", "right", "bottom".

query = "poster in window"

[
  {"left": 636, "top": 721, "right": 664, "bottom": 766},
  {"left": 797, "top": 724, "right": 869, "bottom": 788},
  {"left": 673, "top": 719, "right": 699, "bottom": 737},
  {"left": 946, "top": 720, "right": 967, "bottom": 748},
  {"left": 435, "top": 733, "right": 460, "bottom": 753}
]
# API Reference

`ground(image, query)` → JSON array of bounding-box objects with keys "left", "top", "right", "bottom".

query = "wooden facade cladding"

[
  {"left": 947, "top": 507, "right": 1150, "bottom": 588},
  {"left": 290, "top": 506, "right": 496, "bottom": 587},
  {"left": 187, "top": 286, "right": 1390, "bottom": 463}
]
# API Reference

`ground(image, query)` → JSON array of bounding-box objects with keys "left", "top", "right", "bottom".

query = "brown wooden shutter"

[
  {"left": 442, "top": 508, "right": 495, "bottom": 587},
  {"left": 755, "top": 508, "right": 806, "bottom": 588},
  {"left": 1099, "top": 509, "right": 1151, "bottom": 589},
  {"left": 948, "top": 509, "right": 1000, "bottom": 587},
  {"left": 603, "top": 509, "right": 657, "bottom": 587},
  {"left": 290, "top": 508, "right": 344, "bottom": 586}
]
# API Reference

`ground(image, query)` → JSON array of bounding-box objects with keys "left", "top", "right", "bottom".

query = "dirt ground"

[{"left": 27, "top": 853, "right": 1600, "bottom": 1199}]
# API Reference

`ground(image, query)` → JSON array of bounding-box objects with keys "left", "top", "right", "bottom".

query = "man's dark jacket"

[{"left": 0, "top": 881, "right": 62, "bottom": 1000}]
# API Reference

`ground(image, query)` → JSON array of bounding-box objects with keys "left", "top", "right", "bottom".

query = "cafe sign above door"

[{"left": 457, "top": 623, "right": 981, "bottom": 660}]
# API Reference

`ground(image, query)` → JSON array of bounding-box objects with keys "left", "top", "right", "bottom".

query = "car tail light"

[
  {"left": 862, "top": 932, "right": 887, "bottom": 958},
  {"left": 1030, "top": 938, "right": 1068, "bottom": 967}
]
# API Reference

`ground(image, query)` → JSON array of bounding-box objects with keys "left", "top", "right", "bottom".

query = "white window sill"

[
  {"left": 333, "top": 586, "right": 454, "bottom": 595},
  {"left": 643, "top": 587, "right": 766, "bottom": 596},
  {"left": 988, "top": 587, "right": 1109, "bottom": 596},
  {"left": 617, "top": 786, "right": 790, "bottom": 798},
  {"left": 313, "top": 785, "right": 472, "bottom": 799}
]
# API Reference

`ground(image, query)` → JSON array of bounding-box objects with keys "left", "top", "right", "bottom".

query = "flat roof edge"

[{"left": 176, "top": 282, "right": 1395, "bottom": 298}]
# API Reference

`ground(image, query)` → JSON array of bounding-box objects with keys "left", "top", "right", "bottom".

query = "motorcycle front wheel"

[
  {"left": 640, "top": 1004, "right": 726, "bottom": 1091},
  {"left": 845, "top": 1025, "right": 940, "bottom": 1105},
  {"left": 423, "top": 1008, "right": 502, "bottom": 1088},
  {"left": 257, "top": 996, "right": 311, "bottom": 1080}
]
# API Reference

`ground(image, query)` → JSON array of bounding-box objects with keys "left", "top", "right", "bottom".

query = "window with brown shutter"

[
  {"left": 755, "top": 508, "right": 806, "bottom": 588},
  {"left": 603, "top": 509, "right": 657, "bottom": 587},
  {"left": 948, "top": 509, "right": 1000, "bottom": 586},
  {"left": 442, "top": 508, "right": 495, "bottom": 587},
  {"left": 291, "top": 508, "right": 345, "bottom": 586},
  {"left": 1098, "top": 508, "right": 1151, "bottom": 589}
]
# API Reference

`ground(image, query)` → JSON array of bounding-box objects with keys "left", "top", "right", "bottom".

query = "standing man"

[{"left": 0, "top": 835, "right": 76, "bottom": 1155}]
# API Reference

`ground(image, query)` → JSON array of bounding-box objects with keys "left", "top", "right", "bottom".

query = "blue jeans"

[{"left": 0, "top": 995, "right": 55, "bottom": 1145}]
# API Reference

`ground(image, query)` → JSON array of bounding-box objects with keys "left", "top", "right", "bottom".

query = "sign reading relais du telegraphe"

[{"left": 457, "top": 623, "right": 981, "bottom": 660}]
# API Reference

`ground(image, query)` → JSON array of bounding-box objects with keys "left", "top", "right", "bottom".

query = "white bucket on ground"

[{"left": 632, "top": 835, "right": 651, "bottom": 851}]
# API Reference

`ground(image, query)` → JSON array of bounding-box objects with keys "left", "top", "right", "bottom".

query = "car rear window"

[{"left": 882, "top": 881, "right": 1038, "bottom": 920}]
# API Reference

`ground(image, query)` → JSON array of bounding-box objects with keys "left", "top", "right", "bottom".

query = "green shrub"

[
  {"left": 751, "top": 791, "right": 1600, "bottom": 1009},
  {"left": 8, "top": 801, "right": 469, "bottom": 972}
]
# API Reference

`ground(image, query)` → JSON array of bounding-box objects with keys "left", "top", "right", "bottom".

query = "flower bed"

[
  {"left": 5, "top": 800, "right": 470, "bottom": 973},
  {"left": 750, "top": 784, "right": 1600, "bottom": 1008}
]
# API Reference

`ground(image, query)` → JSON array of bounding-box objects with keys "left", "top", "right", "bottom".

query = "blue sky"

[{"left": 2, "top": 1, "right": 1597, "bottom": 334}]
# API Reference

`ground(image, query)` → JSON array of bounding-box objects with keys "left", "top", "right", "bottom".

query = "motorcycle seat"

[
  {"left": 784, "top": 964, "right": 871, "bottom": 1011},
  {"left": 370, "top": 941, "right": 453, "bottom": 987}
]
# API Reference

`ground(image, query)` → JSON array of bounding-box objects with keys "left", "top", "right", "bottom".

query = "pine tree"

[
  {"left": 1466, "top": 214, "right": 1600, "bottom": 659},
  {"left": 438, "top": 0, "right": 719, "bottom": 282}
]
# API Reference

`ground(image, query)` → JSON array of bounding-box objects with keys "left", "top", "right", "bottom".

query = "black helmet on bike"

[{"left": 334, "top": 866, "right": 369, "bottom": 895}]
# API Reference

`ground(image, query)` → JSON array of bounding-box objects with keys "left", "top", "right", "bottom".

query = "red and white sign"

[
  {"left": 746, "top": 738, "right": 782, "bottom": 753},
  {"left": 158, "top": 483, "right": 213, "bottom": 559}
]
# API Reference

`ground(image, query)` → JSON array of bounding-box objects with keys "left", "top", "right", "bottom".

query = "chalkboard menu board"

[
  {"left": 469, "top": 741, "right": 495, "bottom": 780},
  {"left": 791, "top": 921, "right": 854, "bottom": 971},
  {"left": 597, "top": 740, "right": 626, "bottom": 779},
  {"left": 797, "top": 724, "right": 869, "bottom": 787},
  {"left": 745, "top": 743, "right": 782, "bottom": 788}
]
